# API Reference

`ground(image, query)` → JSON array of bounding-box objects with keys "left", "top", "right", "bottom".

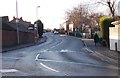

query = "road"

[{"left": 1, "top": 32, "right": 118, "bottom": 76}]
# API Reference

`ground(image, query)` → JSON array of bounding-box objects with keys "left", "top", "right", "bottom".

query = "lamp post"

[
  {"left": 34, "top": 6, "right": 40, "bottom": 41},
  {"left": 16, "top": 0, "right": 19, "bottom": 45},
  {"left": 118, "top": 1, "right": 120, "bottom": 16},
  {"left": 36, "top": 6, "right": 40, "bottom": 20}
]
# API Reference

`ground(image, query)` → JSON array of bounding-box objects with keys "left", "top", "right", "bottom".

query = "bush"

[
  {"left": 69, "top": 32, "right": 82, "bottom": 38},
  {"left": 76, "top": 32, "right": 82, "bottom": 37},
  {"left": 99, "top": 38, "right": 106, "bottom": 46},
  {"left": 35, "top": 20, "right": 44, "bottom": 37},
  {"left": 69, "top": 32, "right": 74, "bottom": 36},
  {"left": 99, "top": 17, "right": 114, "bottom": 47}
]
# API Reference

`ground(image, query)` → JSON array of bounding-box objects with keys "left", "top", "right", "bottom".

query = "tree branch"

[{"left": 97, "top": 1, "right": 109, "bottom": 6}]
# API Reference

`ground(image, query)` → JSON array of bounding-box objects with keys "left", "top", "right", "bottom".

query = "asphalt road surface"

[{"left": 1, "top": 32, "right": 118, "bottom": 76}]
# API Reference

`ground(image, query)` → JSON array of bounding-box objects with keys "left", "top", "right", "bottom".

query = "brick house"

[
  {"left": 11, "top": 17, "right": 38, "bottom": 42},
  {"left": 11, "top": 17, "right": 31, "bottom": 28},
  {"left": 1, "top": 16, "right": 34, "bottom": 49}
]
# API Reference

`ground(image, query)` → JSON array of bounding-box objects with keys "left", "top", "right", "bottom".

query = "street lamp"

[
  {"left": 36, "top": 6, "right": 40, "bottom": 20},
  {"left": 118, "top": 1, "right": 120, "bottom": 16},
  {"left": 16, "top": 0, "right": 19, "bottom": 44},
  {"left": 34, "top": 6, "right": 40, "bottom": 42}
]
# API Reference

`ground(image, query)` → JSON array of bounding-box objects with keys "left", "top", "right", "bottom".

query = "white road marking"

[
  {"left": 40, "top": 63, "right": 59, "bottom": 72},
  {"left": 85, "top": 47, "right": 94, "bottom": 53},
  {"left": 50, "top": 46, "right": 56, "bottom": 48},
  {"left": 35, "top": 54, "right": 40, "bottom": 61},
  {"left": 60, "top": 49, "right": 76, "bottom": 52},
  {"left": 38, "top": 59, "right": 119, "bottom": 70},
  {"left": 39, "top": 49, "right": 76, "bottom": 53},
  {"left": 49, "top": 39, "right": 63, "bottom": 49},
  {"left": 35, "top": 50, "right": 76, "bottom": 61},
  {"left": 0, "top": 69, "right": 18, "bottom": 73}
]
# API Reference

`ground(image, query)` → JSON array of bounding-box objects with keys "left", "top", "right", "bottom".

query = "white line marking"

[
  {"left": 35, "top": 54, "right": 40, "bottom": 61},
  {"left": 39, "top": 50, "right": 76, "bottom": 53},
  {"left": 85, "top": 47, "right": 94, "bottom": 53},
  {"left": 49, "top": 40, "right": 63, "bottom": 49},
  {"left": 50, "top": 46, "right": 56, "bottom": 48},
  {"left": 0, "top": 69, "right": 18, "bottom": 73},
  {"left": 40, "top": 63, "right": 59, "bottom": 72},
  {"left": 38, "top": 59, "right": 119, "bottom": 70}
]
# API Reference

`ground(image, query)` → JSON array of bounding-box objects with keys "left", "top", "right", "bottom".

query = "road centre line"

[
  {"left": 40, "top": 63, "right": 59, "bottom": 72},
  {"left": 38, "top": 39, "right": 63, "bottom": 52},
  {"left": 49, "top": 39, "right": 63, "bottom": 49}
]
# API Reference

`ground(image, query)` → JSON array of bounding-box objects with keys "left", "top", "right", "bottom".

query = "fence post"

[{"left": 115, "top": 42, "right": 117, "bottom": 52}]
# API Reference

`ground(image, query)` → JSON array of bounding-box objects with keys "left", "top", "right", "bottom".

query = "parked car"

[{"left": 54, "top": 31, "right": 59, "bottom": 34}]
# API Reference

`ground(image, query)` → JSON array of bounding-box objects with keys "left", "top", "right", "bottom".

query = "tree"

[
  {"left": 65, "top": 5, "right": 90, "bottom": 28},
  {"left": 65, "top": 4, "right": 103, "bottom": 33},
  {"left": 89, "top": 13, "right": 103, "bottom": 33},
  {"left": 35, "top": 20, "right": 44, "bottom": 38},
  {"left": 98, "top": 0, "right": 116, "bottom": 17},
  {"left": 90, "top": 13, "right": 103, "bottom": 26}
]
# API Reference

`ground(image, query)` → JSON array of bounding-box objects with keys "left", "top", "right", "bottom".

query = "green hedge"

[
  {"left": 69, "top": 32, "right": 83, "bottom": 38},
  {"left": 99, "top": 17, "right": 114, "bottom": 46}
]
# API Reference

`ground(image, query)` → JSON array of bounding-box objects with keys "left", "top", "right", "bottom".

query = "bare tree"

[
  {"left": 98, "top": 0, "right": 116, "bottom": 17},
  {"left": 65, "top": 4, "right": 103, "bottom": 33},
  {"left": 90, "top": 13, "right": 103, "bottom": 26},
  {"left": 65, "top": 5, "right": 90, "bottom": 28}
]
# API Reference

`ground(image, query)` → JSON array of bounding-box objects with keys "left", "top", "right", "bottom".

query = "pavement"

[
  {"left": 2, "top": 36, "right": 47, "bottom": 52},
  {"left": 81, "top": 38, "right": 119, "bottom": 66}
]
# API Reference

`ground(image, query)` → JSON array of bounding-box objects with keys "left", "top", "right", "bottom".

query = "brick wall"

[
  {"left": 2, "top": 30, "right": 17, "bottom": 48},
  {"left": 2, "top": 30, "right": 34, "bottom": 49},
  {"left": 19, "top": 31, "right": 34, "bottom": 44}
]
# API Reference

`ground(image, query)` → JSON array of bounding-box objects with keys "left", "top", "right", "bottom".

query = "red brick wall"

[
  {"left": 2, "top": 30, "right": 34, "bottom": 48},
  {"left": 2, "top": 30, "right": 17, "bottom": 48},
  {"left": 19, "top": 31, "right": 34, "bottom": 44}
]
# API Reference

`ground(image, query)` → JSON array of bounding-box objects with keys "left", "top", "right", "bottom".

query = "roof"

[
  {"left": 2, "top": 22, "right": 16, "bottom": 31},
  {"left": 1, "top": 16, "right": 32, "bottom": 32},
  {"left": 111, "top": 21, "right": 120, "bottom": 25},
  {"left": 2, "top": 22, "right": 32, "bottom": 32},
  {"left": 1, "top": 16, "right": 9, "bottom": 22}
]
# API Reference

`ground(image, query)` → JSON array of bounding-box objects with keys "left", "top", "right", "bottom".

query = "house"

[
  {"left": 62, "top": 20, "right": 74, "bottom": 33},
  {"left": 110, "top": 20, "right": 120, "bottom": 52},
  {"left": 11, "top": 17, "right": 31, "bottom": 28},
  {"left": 1, "top": 16, "right": 34, "bottom": 50}
]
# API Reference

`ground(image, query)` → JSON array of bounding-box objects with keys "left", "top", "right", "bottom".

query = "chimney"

[{"left": 20, "top": 17, "right": 23, "bottom": 21}]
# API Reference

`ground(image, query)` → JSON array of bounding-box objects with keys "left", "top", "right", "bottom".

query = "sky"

[{"left": 0, "top": 0, "right": 120, "bottom": 29}]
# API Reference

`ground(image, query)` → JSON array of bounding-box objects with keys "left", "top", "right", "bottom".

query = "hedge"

[{"left": 99, "top": 17, "right": 114, "bottom": 46}]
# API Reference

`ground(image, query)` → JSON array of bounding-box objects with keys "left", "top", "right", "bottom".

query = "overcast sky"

[{"left": 0, "top": 0, "right": 120, "bottom": 29}]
